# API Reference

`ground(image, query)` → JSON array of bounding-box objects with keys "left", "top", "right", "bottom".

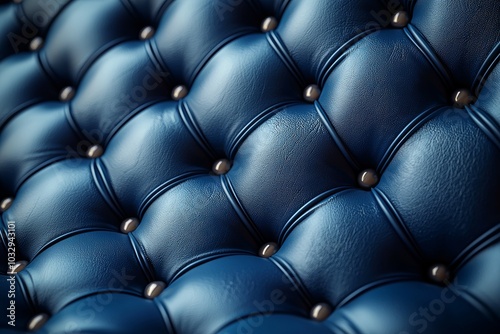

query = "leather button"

[
  {"left": 1, "top": 197, "right": 13, "bottom": 212},
  {"left": 358, "top": 169, "right": 379, "bottom": 188},
  {"left": 144, "top": 281, "right": 166, "bottom": 299},
  {"left": 212, "top": 159, "right": 231, "bottom": 175},
  {"left": 391, "top": 11, "right": 409, "bottom": 28},
  {"left": 453, "top": 89, "right": 475, "bottom": 108},
  {"left": 29, "top": 37, "right": 44, "bottom": 51},
  {"left": 259, "top": 242, "right": 278, "bottom": 258},
  {"left": 310, "top": 303, "right": 332, "bottom": 321},
  {"left": 28, "top": 314, "right": 49, "bottom": 331},
  {"left": 8, "top": 261, "right": 28, "bottom": 274},
  {"left": 261, "top": 17, "right": 278, "bottom": 32},
  {"left": 140, "top": 26, "right": 155, "bottom": 40},
  {"left": 86, "top": 145, "right": 104, "bottom": 158},
  {"left": 304, "top": 85, "right": 321, "bottom": 103},
  {"left": 120, "top": 218, "right": 139, "bottom": 233},
  {"left": 59, "top": 86, "right": 75, "bottom": 101},
  {"left": 172, "top": 85, "right": 188, "bottom": 100},
  {"left": 430, "top": 264, "right": 449, "bottom": 283}
]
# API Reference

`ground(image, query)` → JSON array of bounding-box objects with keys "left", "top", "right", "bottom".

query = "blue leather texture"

[{"left": 0, "top": 0, "right": 499, "bottom": 333}]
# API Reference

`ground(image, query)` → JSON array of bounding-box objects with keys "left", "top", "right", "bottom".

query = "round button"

[
  {"left": 28, "top": 313, "right": 49, "bottom": 331},
  {"left": 303, "top": 85, "right": 321, "bottom": 103},
  {"left": 391, "top": 11, "right": 409, "bottom": 28},
  {"left": 453, "top": 89, "right": 475, "bottom": 108},
  {"left": 358, "top": 169, "right": 379, "bottom": 188},
  {"left": 144, "top": 281, "right": 166, "bottom": 299},
  {"left": 310, "top": 303, "right": 332, "bottom": 321},
  {"left": 140, "top": 26, "right": 155, "bottom": 40},
  {"left": 171, "top": 85, "right": 188, "bottom": 100},
  {"left": 259, "top": 242, "right": 278, "bottom": 258},
  {"left": 1, "top": 197, "right": 13, "bottom": 212},
  {"left": 8, "top": 261, "right": 28, "bottom": 274},
  {"left": 430, "top": 264, "right": 449, "bottom": 283},
  {"left": 120, "top": 218, "right": 139, "bottom": 233},
  {"left": 29, "top": 37, "right": 44, "bottom": 51},
  {"left": 59, "top": 86, "right": 75, "bottom": 101},
  {"left": 212, "top": 159, "right": 231, "bottom": 175},
  {"left": 261, "top": 17, "right": 278, "bottom": 32},
  {"left": 86, "top": 145, "right": 104, "bottom": 159}
]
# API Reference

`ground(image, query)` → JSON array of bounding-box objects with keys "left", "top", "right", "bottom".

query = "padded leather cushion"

[{"left": 1, "top": 0, "right": 499, "bottom": 333}]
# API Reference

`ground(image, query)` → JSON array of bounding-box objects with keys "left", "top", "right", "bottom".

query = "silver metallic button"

[
  {"left": 140, "top": 26, "right": 155, "bottom": 40},
  {"left": 120, "top": 218, "right": 139, "bottom": 233},
  {"left": 144, "top": 281, "right": 166, "bottom": 299},
  {"left": 453, "top": 89, "right": 475, "bottom": 108},
  {"left": 59, "top": 86, "right": 75, "bottom": 101},
  {"left": 1, "top": 197, "right": 13, "bottom": 212},
  {"left": 171, "top": 85, "right": 188, "bottom": 100},
  {"left": 430, "top": 264, "right": 449, "bottom": 283},
  {"left": 29, "top": 37, "right": 43, "bottom": 51},
  {"left": 261, "top": 17, "right": 278, "bottom": 32},
  {"left": 391, "top": 11, "right": 409, "bottom": 28},
  {"left": 304, "top": 84, "right": 321, "bottom": 103},
  {"left": 310, "top": 303, "right": 332, "bottom": 321},
  {"left": 28, "top": 313, "right": 49, "bottom": 331},
  {"left": 358, "top": 169, "right": 379, "bottom": 188},
  {"left": 212, "top": 159, "right": 231, "bottom": 175},
  {"left": 8, "top": 260, "right": 28, "bottom": 274},
  {"left": 259, "top": 242, "right": 278, "bottom": 258},
  {"left": 86, "top": 145, "right": 104, "bottom": 158}
]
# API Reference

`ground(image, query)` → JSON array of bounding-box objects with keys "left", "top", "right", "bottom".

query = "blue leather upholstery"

[{"left": 1, "top": 0, "right": 499, "bottom": 333}]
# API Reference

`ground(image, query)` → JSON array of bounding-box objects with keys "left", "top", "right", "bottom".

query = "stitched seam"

[
  {"left": 335, "top": 275, "right": 420, "bottom": 309},
  {"left": 377, "top": 105, "right": 447, "bottom": 173},
  {"left": 473, "top": 42, "right": 500, "bottom": 95},
  {"left": 228, "top": 101, "right": 298, "bottom": 159},
  {"left": 450, "top": 224, "right": 500, "bottom": 271},
  {"left": 128, "top": 233, "right": 155, "bottom": 282},
  {"left": 269, "top": 256, "right": 313, "bottom": 307},
  {"left": 75, "top": 37, "right": 132, "bottom": 84},
  {"left": 278, "top": 186, "right": 353, "bottom": 244},
  {"left": 169, "top": 250, "right": 255, "bottom": 284},
  {"left": 92, "top": 159, "right": 126, "bottom": 218},
  {"left": 278, "top": 0, "right": 292, "bottom": 17},
  {"left": 189, "top": 29, "right": 258, "bottom": 86},
  {"left": 154, "top": 299, "right": 177, "bottom": 334},
  {"left": 314, "top": 101, "right": 360, "bottom": 171},
  {"left": 138, "top": 172, "right": 207, "bottom": 217},
  {"left": 155, "top": 0, "right": 176, "bottom": 24},
  {"left": 404, "top": 25, "right": 454, "bottom": 91},
  {"left": 318, "top": 27, "right": 380, "bottom": 87},
  {"left": 105, "top": 99, "right": 163, "bottom": 146},
  {"left": 177, "top": 101, "right": 217, "bottom": 160},
  {"left": 266, "top": 31, "right": 305, "bottom": 87},
  {"left": 14, "top": 155, "right": 67, "bottom": 193},
  {"left": 371, "top": 188, "right": 425, "bottom": 263},
  {"left": 467, "top": 105, "right": 500, "bottom": 151},
  {"left": 457, "top": 289, "right": 500, "bottom": 325},
  {"left": 31, "top": 227, "right": 116, "bottom": 261},
  {"left": 220, "top": 175, "right": 265, "bottom": 244}
]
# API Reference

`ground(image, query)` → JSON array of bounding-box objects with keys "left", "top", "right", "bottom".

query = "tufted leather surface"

[{"left": 0, "top": 0, "right": 499, "bottom": 333}]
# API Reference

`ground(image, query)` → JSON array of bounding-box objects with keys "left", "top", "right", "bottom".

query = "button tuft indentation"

[
  {"left": 358, "top": 169, "right": 379, "bottom": 188},
  {"left": 144, "top": 281, "right": 166, "bottom": 299},
  {"left": 311, "top": 303, "right": 332, "bottom": 321},
  {"left": 259, "top": 242, "right": 278, "bottom": 258},
  {"left": 261, "top": 17, "right": 278, "bottom": 32},
  {"left": 140, "top": 26, "right": 155, "bottom": 40},
  {"left": 28, "top": 314, "right": 49, "bottom": 331}
]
